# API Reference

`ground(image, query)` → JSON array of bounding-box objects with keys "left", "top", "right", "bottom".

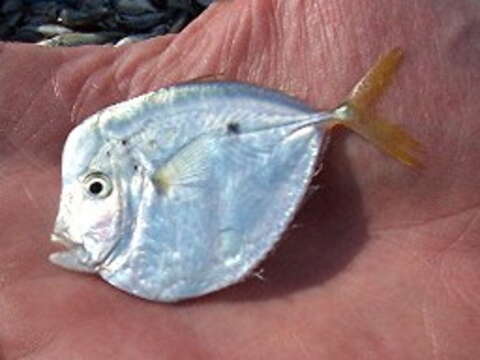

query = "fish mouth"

[
  {"left": 50, "top": 233, "right": 77, "bottom": 249},
  {"left": 49, "top": 233, "right": 97, "bottom": 273}
]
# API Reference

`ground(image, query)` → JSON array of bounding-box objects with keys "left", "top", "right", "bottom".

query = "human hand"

[{"left": 1, "top": 0, "right": 479, "bottom": 358}]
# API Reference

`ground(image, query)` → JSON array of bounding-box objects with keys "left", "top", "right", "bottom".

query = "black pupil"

[
  {"left": 227, "top": 122, "right": 240, "bottom": 134},
  {"left": 89, "top": 181, "right": 104, "bottom": 195}
]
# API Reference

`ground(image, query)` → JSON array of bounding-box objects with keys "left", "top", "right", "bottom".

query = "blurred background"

[{"left": 0, "top": 0, "right": 213, "bottom": 46}]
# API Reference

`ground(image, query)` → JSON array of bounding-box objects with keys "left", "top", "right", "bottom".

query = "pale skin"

[{"left": 0, "top": 0, "right": 479, "bottom": 358}]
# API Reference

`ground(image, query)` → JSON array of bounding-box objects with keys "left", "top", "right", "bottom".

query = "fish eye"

[
  {"left": 83, "top": 173, "right": 113, "bottom": 199},
  {"left": 227, "top": 122, "right": 240, "bottom": 134}
]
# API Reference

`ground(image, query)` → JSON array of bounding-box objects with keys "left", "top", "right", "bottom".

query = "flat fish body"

[
  {"left": 59, "top": 82, "right": 330, "bottom": 301},
  {"left": 52, "top": 49, "right": 420, "bottom": 302}
]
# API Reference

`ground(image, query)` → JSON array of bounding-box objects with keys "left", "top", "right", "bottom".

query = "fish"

[
  {"left": 115, "top": 0, "right": 158, "bottom": 15},
  {"left": 57, "top": 7, "right": 110, "bottom": 28},
  {"left": 114, "top": 24, "right": 168, "bottom": 47},
  {"left": 116, "top": 12, "right": 167, "bottom": 32},
  {"left": 24, "top": 24, "right": 74, "bottom": 37},
  {"left": 37, "top": 31, "right": 124, "bottom": 47},
  {"left": 196, "top": 0, "right": 215, "bottom": 6},
  {"left": 49, "top": 48, "right": 422, "bottom": 302}
]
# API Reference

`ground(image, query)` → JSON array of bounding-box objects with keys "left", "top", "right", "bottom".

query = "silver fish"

[
  {"left": 116, "top": 12, "right": 167, "bottom": 32},
  {"left": 196, "top": 0, "right": 215, "bottom": 6},
  {"left": 23, "top": 24, "right": 73, "bottom": 37},
  {"left": 37, "top": 31, "right": 123, "bottom": 47},
  {"left": 57, "top": 8, "right": 109, "bottom": 28},
  {"left": 114, "top": 0, "right": 158, "bottom": 15},
  {"left": 114, "top": 24, "right": 168, "bottom": 46},
  {"left": 50, "top": 49, "right": 421, "bottom": 302}
]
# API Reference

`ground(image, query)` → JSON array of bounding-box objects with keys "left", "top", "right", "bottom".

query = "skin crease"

[{"left": 0, "top": 0, "right": 479, "bottom": 358}]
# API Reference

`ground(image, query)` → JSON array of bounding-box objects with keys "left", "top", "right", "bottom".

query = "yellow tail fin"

[{"left": 332, "top": 48, "right": 423, "bottom": 168}]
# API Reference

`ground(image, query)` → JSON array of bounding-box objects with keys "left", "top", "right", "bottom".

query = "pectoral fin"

[{"left": 153, "top": 137, "right": 212, "bottom": 196}]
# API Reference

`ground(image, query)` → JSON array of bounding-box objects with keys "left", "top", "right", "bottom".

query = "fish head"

[{"left": 50, "top": 115, "right": 123, "bottom": 273}]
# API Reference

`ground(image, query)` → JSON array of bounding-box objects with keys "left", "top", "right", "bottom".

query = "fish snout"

[
  {"left": 49, "top": 233, "right": 97, "bottom": 274},
  {"left": 50, "top": 230, "right": 80, "bottom": 249}
]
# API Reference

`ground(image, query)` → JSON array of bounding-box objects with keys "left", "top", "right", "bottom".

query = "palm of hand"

[{"left": 1, "top": 0, "right": 479, "bottom": 358}]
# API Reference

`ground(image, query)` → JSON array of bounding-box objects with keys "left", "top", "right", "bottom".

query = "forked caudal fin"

[{"left": 330, "top": 48, "right": 423, "bottom": 168}]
